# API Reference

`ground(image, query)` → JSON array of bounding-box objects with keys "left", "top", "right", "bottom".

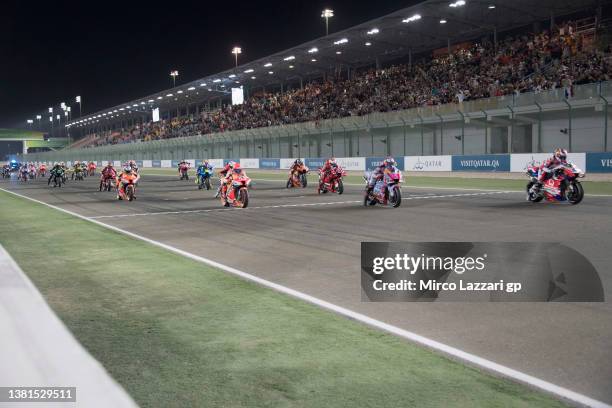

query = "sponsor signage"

[
  {"left": 405, "top": 155, "right": 452, "bottom": 172},
  {"left": 336, "top": 157, "right": 365, "bottom": 171},
  {"left": 240, "top": 158, "right": 260, "bottom": 169},
  {"left": 142, "top": 160, "right": 152, "bottom": 168},
  {"left": 366, "top": 157, "right": 405, "bottom": 171},
  {"left": 260, "top": 158, "right": 280, "bottom": 169},
  {"left": 208, "top": 159, "right": 224, "bottom": 169},
  {"left": 136, "top": 160, "right": 144, "bottom": 168},
  {"left": 452, "top": 154, "right": 510, "bottom": 172},
  {"left": 586, "top": 152, "right": 612, "bottom": 173},
  {"left": 280, "top": 158, "right": 299, "bottom": 169},
  {"left": 305, "top": 158, "right": 326, "bottom": 169},
  {"left": 161, "top": 160, "right": 172, "bottom": 168},
  {"left": 152, "top": 160, "right": 162, "bottom": 168},
  {"left": 113, "top": 160, "right": 121, "bottom": 167},
  {"left": 511, "top": 153, "right": 586, "bottom": 173}
]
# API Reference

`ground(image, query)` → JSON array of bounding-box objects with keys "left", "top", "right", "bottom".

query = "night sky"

[{"left": 0, "top": 0, "right": 416, "bottom": 130}]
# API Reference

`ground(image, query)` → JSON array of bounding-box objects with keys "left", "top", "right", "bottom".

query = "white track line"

[
  {"left": 87, "top": 191, "right": 512, "bottom": 219},
  {"left": 0, "top": 186, "right": 609, "bottom": 408}
]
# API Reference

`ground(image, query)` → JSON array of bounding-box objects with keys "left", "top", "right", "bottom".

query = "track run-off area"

[{"left": 2, "top": 170, "right": 612, "bottom": 406}]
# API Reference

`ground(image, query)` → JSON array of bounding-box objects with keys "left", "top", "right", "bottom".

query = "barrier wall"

[{"left": 42, "top": 153, "right": 612, "bottom": 173}]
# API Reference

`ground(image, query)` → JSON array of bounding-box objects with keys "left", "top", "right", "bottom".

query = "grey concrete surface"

[{"left": 2, "top": 174, "right": 611, "bottom": 404}]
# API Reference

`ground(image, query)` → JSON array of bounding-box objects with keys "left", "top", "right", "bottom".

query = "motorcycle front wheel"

[
  {"left": 390, "top": 187, "right": 402, "bottom": 208},
  {"left": 526, "top": 182, "right": 543, "bottom": 203},
  {"left": 567, "top": 181, "right": 584, "bottom": 205},
  {"left": 337, "top": 179, "right": 344, "bottom": 195},
  {"left": 238, "top": 187, "right": 249, "bottom": 208}
]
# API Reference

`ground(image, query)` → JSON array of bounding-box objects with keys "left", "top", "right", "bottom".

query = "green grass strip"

[
  {"left": 140, "top": 168, "right": 612, "bottom": 195},
  {"left": 0, "top": 190, "right": 567, "bottom": 408}
]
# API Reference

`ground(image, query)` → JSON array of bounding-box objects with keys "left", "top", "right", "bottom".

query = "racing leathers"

[{"left": 116, "top": 169, "right": 140, "bottom": 200}]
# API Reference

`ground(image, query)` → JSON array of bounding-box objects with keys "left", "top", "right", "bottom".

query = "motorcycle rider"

[
  {"left": 223, "top": 163, "right": 248, "bottom": 206},
  {"left": 48, "top": 162, "right": 64, "bottom": 185},
  {"left": 177, "top": 160, "right": 189, "bottom": 176},
  {"left": 531, "top": 148, "right": 570, "bottom": 193},
  {"left": 366, "top": 157, "right": 401, "bottom": 195},
  {"left": 319, "top": 157, "right": 338, "bottom": 185},
  {"left": 100, "top": 162, "right": 117, "bottom": 190},
  {"left": 289, "top": 159, "right": 308, "bottom": 181},
  {"left": 215, "top": 161, "right": 236, "bottom": 198},
  {"left": 116, "top": 166, "right": 140, "bottom": 200},
  {"left": 196, "top": 160, "right": 214, "bottom": 183}
]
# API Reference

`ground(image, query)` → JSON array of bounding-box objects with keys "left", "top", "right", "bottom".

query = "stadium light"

[
  {"left": 187, "top": 87, "right": 195, "bottom": 91},
  {"left": 311, "top": 58, "right": 317, "bottom": 62},
  {"left": 321, "top": 9, "right": 334, "bottom": 36},
  {"left": 403, "top": 14, "right": 422, "bottom": 23},
  {"left": 231, "top": 46, "right": 242, "bottom": 67},
  {"left": 264, "top": 62, "right": 272, "bottom": 67},
  {"left": 308, "top": 47, "right": 318, "bottom": 54},
  {"left": 449, "top": 0, "right": 466, "bottom": 7},
  {"left": 365, "top": 42, "right": 372, "bottom": 46},
  {"left": 283, "top": 56, "right": 295, "bottom": 61},
  {"left": 367, "top": 28, "right": 379, "bottom": 35},
  {"left": 244, "top": 69, "right": 254, "bottom": 73},
  {"left": 440, "top": 19, "right": 447, "bottom": 24},
  {"left": 268, "top": 71, "right": 274, "bottom": 75},
  {"left": 157, "top": 96, "right": 163, "bottom": 100},
  {"left": 251, "top": 76, "right": 256, "bottom": 79},
  {"left": 166, "top": 93, "right": 173, "bottom": 97},
  {"left": 170, "top": 70, "right": 179, "bottom": 87},
  {"left": 177, "top": 90, "right": 184, "bottom": 94},
  {"left": 75, "top": 96, "right": 82, "bottom": 117},
  {"left": 48, "top": 107, "right": 53, "bottom": 113},
  {"left": 213, "top": 79, "right": 221, "bottom": 83},
  {"left": 333, "top": 38, "right": 348, "bottom": 45},
  {"left": 229, "top": 74, "right": 236, "bottom": 78},
  {"left": 336, "top": 51, "right": 342, "bottom": 54},
  {"left": 26, "top": 119, "right": 33, "bottom": 126},
  {"left": 488, "top": 4, "right": 495, "bottom": 8}
]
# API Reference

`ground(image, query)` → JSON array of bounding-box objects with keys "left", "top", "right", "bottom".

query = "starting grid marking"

[{"left": 88, "top": 191, "right": 513, "bottom": 219}]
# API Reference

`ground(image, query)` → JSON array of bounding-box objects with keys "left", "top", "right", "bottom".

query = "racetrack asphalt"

[{"left": 3, "top": 172, "right": 612, "bottom": 404}]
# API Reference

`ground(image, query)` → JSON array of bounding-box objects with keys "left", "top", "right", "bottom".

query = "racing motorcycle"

[
  {"left": 220, "top": 173, "right": 251, "bottom": 208},
  {"left": 286, "top": 166, "right": 309, "bottom": 189},
  {"left": 363, "top": 169, "right": 402, "bottom": 208},
  {"left": 318, "top": 166, "right": 346, "bottom": 195},
  {"left": 526, "top": 163, "right": 585, "bottom": 205},
  {"left": 74, "top": 169, "right": 84, "bottom": 181},
  {"left": 99, "top": 177, "right": 114, "bottom": 192},
  {"left": 118, "top": 180, "right": 137, "bottom": 201},
  {"left": 197, "top": 169, "right": 212, "bottom": 190},
  {"left": 51, "top": 172, "right": 64, "bottom": 188},
  {"left": 179, "top": 164, "right": 190, "bottom": 180}
]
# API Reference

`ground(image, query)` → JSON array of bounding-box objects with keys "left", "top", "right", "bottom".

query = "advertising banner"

[
  {"left": 152, "top": 160, "right": 161, "bottom": 168},
  {"left": 280, "top": 158, "right": 298, "bottom": 169},
  {"left": 136, "top": 160, "right": 144, "bottom": 169},
  {"left": 586, "top": 152, "right": 612, "bottom": 173},
  {"left": 240, "top": 158, "right": 260, "bottom": 169},
  {"left": 113, "top": 161, "right": 121, "bottom": 167},
  {"left": 260, "top": 158, "right": 280, "bottom": 169},
  {"left": 510, "top": 153, "right": 586, "bottom": 173},
  {"left": 452, "top": 154, "right": 510, "bottom": 172},
  {"left": 142, "top": 160, "right": 152, "bottom": 168},
  {"left": 366, "top": 157, "right": 405, "bottom": 171},
  {"left": 161, "top": 160, "right": 172, "bottom": 168},
  {"left": 208, "top": 159, "right": 224, "bottom": 169},
  {"left": 405, "top": 155, "right": 452, "bottom": 172},
  {"left": 336, "top": 157, "right": 365, "bottom": 171},
  {"left": 305, "top": 158, "right": 326, "bottom": 169}
]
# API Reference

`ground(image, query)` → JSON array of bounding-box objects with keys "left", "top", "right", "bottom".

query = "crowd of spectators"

[{"left": 83, "top": 21, "right": 612, "bottom": 147}]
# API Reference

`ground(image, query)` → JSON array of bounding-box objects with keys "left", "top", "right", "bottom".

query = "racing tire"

[
  {"left": 238, "top": 188, "right": 249, "bottom": 208},
  {"left": 567, "top": 181, "right": 584, "bottom": 205},
  {"left": 126, "top": 185, "right": 135, "bottom": 202},
  {"left": 301, "top": 173, "right": 308, "bottom": 188},
  {"left": 337, "top": 179, "right": 344, "bottom": 195},
  {"left": 390, "top": 186, "right": 402, "bottom": 208},
  {"left": 205, "top": 178, "right": 211, "bottom": 190},
  {"left": 286, "top": 179, "right": 292, "bottom": 189}
]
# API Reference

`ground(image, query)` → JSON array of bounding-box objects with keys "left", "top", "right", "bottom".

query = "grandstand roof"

[{"left": 69, "top": 0, "right": 608, "bottom": 129}]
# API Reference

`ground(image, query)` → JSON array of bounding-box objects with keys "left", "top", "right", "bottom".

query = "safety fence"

[{"left": 37, "top": 152, "right": 612, "bottom": 173}]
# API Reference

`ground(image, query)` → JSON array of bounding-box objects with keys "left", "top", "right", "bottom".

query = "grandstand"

[{"left": 26, "top": 0, "right": 612, "bottom": 161}]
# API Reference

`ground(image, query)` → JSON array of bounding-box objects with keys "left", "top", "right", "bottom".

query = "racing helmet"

[
  {"left": 384, "top": 157, "right": 396, "bottom": 167},
  {"left": 227, "top": 161, "right": 236, "bottom": 169},
  {"left": 123, "top": 166, "right": 132, "bottom": 173},
  {"left": 554, "top": 148, "right": 568, "bottom": 161}
]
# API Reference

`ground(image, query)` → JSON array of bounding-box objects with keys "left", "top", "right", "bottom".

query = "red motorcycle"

[
  {"left": 363, "top": 169, "right": 402, "bottom": 208},
  {"left": 179, "top": 164, "right": 190, "bottom": 180},
  {"left": 220, "top": 173, "right": 252, "bottom": 208},
  {"left": 318, "top": 166, "right": 346, "bottom": 195},
  {"left": 526, "top": 163, "right": 585, "bottom": 204}
]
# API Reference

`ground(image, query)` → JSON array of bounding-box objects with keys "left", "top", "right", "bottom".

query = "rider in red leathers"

[
  {"left": 100, "top": 162, "right": 117, "bottom": 190},
  {"left": 215, "top": 161, "right": 236, "bottom": 198},
  {"left": 531, "top": 148, "right": 570, "bottom": 193},
  {"left": 319, "top": 157, "right": 338, "bottom": 185}
]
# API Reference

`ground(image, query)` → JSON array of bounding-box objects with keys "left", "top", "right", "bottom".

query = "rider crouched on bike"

[
  {"left": 48, "top": 163, "right": 64, "bottom": 185},
  {"left": 216, "top": 161, "right": 236, "bottom": 198},
  {"left": 367, "top": 157, "right": 402, "bottom": 195},
  {"left": 319, "top": 157, "right": 339, "bottom": 185},
  {"left": 289, "top": 159, "right": 308, "bottom": 179},
  {"left": 100, "top": 162, "right": 117, "bottom": 189},
  {"left": 116, "top": 166, "right": 140, "bottom": 200},
  {"left": 197, "top": 160, "right": 213, "bottom": 179},
  {"left": 222, "top": 163, "right": 248, "bottom": 206},
  {"left": 532, "top": 148, "right": 570, "bottom": 192}
]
